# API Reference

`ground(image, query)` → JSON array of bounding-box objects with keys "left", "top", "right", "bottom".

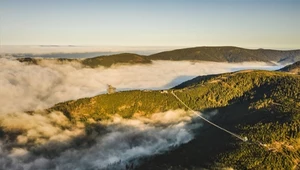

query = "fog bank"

[
  {"left": 0, "top": 57, "right": 282, "bottom": 114},
  {"left": 0, "top": 110, "right": 200, "bottom": 170}
]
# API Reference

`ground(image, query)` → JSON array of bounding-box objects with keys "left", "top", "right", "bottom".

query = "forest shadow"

[{"left": 135, "top": 94, "right": 279, "bottom": 170}]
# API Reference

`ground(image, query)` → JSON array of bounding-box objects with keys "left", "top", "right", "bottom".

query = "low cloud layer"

[
  {"left": 0, "top": 56, "right": 281, "bottom": 114},
  {"left": 0, "top": 110, "right": 200, "bottom": 170},
  {"left": 1, "top": 45, "right": 177, "bottom": 55}
]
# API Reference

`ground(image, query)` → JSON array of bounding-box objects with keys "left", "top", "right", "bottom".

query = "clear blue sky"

[{"left": 1, "top": 0, "right": 299, "bottom": 49}]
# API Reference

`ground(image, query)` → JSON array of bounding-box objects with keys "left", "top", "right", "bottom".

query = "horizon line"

[{"left": 1, "top": 45, "right": 300, "bottom": 55}]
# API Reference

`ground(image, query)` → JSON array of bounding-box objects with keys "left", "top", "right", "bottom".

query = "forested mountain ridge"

[
  {"left": 49, "top": 69, "right": 300, "bottom": 169},
  {"left": 17, "top": 53, "right": 151, "bottom": 68},
  {"left": 16, "top": 47, "right": 300, "bottom": 67},
  {"left": 81, "top": 53, "right": 151, "bottom": 67},
  {"left": 149, "top": 46, "right": 300, "bottom": 63}
]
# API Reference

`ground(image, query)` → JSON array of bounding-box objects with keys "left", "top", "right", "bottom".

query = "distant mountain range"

[
  {"left": 149, "top": 46, "right": 300, "bottom": 63},
  {"left": 16, "top": 46, "right": 300, "bottom": 67}
]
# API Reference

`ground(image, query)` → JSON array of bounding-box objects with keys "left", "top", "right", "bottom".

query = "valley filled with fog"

[
  {"left": 0, "top": 56, "right": 283, "bottom": 113},
  {"left": 0, "top": 56, "right": 285, "bottom": 169}
]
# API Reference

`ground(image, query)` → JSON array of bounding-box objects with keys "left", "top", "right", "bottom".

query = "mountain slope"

[
  {"left": 137, "top": 71, "right": 300, "bottom": 169},
  {"left": 149, "top": 46, "right": 300, "bottom": 63},
  {"left": 49, "top": 70, "right": 300, "bottom": 169},
  {"left": 51, "top": 70, "right": 299, "bottom": 122},
  {"left": 280, "top": 61, "right": 300, "bottom": 74}
]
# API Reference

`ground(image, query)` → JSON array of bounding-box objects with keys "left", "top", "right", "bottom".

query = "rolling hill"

[
  {"left": 81, "top": 53, "right": 151, "bottom": 67},
  {"left": 49, "top": 68, "right": 300, "bottom": 169},
  {"left": 51, "top": 70, "right": 299, "bottom": 121},
  {"left": 136, "top": 70, "right": 300, "bottom": 169},
  {"left": 17, "top": 53, "right": 152, "bottom": 67},
  {"left": 149, "top": 46, "right": 300, "bottom": 63}
]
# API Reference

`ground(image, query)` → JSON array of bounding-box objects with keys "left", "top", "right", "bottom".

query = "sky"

[{"left": 0, "top": 0, "right": 300, "bottom": 49}]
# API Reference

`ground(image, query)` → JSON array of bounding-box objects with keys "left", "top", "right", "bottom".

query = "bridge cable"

[{"left": 170, "top": 91, "right": 248, "bottom": 142}]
